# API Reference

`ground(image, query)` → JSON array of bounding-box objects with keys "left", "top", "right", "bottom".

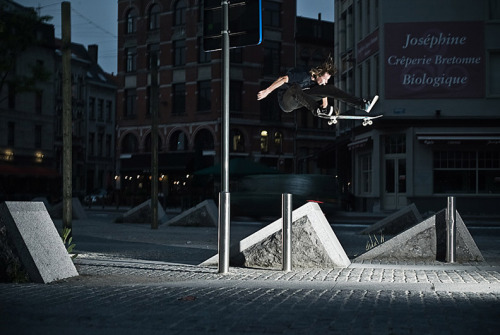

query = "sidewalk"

[{"left": 1, "top": 209, "right": 499, "bottom": 334}]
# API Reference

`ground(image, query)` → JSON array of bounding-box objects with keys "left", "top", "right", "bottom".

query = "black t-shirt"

[{"left": 282, "top": 67, "right": 315, "bottom": 90}]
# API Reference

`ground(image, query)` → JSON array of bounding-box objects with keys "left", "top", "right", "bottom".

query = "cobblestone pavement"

[{"left": 1, "top": 210, "right": 500, "bottom": 334}]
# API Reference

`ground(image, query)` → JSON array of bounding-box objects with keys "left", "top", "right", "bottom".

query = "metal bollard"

[
  {"left": 282, "top": 193, "right": 292, "bottom": 272},
  {"left": 218, "top": 191, "right": 230, "bottom": 274},
  {"left": 446, "top": 196, "right": 456, "bottom": 263}
]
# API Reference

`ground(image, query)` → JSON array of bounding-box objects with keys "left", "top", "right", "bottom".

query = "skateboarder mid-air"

[{"left": 257, "top": 55, "right": 378, "bottom": 116}]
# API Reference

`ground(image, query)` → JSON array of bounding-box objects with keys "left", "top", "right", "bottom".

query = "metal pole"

[
  {"left": 218, "top": 0, "right": 230, "bottom": 274},
  {"left": 218, "top": 191, "right": 230, "bottom": 273},
  {"left": 446, "top": 196, "right": 456, "bottom": 263},
  {"left": 61, "top": 2, "right": 72, "bottom": 234},
  {"left": 151, "top": 53, "right": 159, "bottom": 229},
  {"left": 282, "top": 193, "right": 292, "bottom": 272}
]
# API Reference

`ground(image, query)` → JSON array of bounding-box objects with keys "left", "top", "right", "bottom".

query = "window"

[
  {"left": 260, "top": 130, "right": 269, "bottom": 153},
  {"left": 433, "top": 150, "right": 500, "bottom": 194},
  {"left": 88, "top": 132, "right": 95, "bottom": 156},
  {"left": 197, "top": 81, "right": 211, "bottom": 112},
  {"left": 174, "top": 0, "right": 187, "bottom": 26},
  {"left": 126, "top": 47, "right": 137, "bottom": 72},
  {"left": 489, "top": 0, "right": 500, "bottom": 20},
  {"left": 170, "top": 131, "right": 187, "bottom": 151},
  {"left": 35, "top": 91, "right": 42, "bottom": 114},
  {"left": 147, "top": 43, "right": 160, "bottom": 69},
  {"left": 106, "top": 134, "right": 112, "bottom": 157},
  {"left": 97, "top": 130, "right": 104, "bottom": 157},
  {"left": 106, "top": 101, "right": 112, "bottom": 122},
  {"left": 126, "top": 8, "right": 138, "bottom": 34},
  {"left": 263, "top": 41, "right": 281, "bottom": 75},
  {"left": 121, "top": 133, "right": 139, "bottom": 154},
  {"left": 125, "top": 89, "right": 137, "bottom": 118},
  {"left": 230, "top": 129, "right": 245, "bottom": 152},
  {"left": 7, "top": 122, "right": 15, "bottom": 146},
  {"left": 489, "top": 51, "right": 500, "bottom": 96},
  {"left": 198, "top": 37, "right": 211, "bottom": 62},
  {"left": 263, "top": 1, "right": 280, "bottom": 27},
  {"left": 384, "top": 134, "right": 406, "bottom": 154},
  {"left": 173, "top": 40, "right": 186, "bottom": 66},
  {"left": 172, "top": 84, "right": 186, "bottom": 115},
  {"left": 149, "top": 4, "right": 160, "bottom": 30},
  {"left": 360, "top": 154, "right": 372, "bottom": 194},
  {"left": 34, "top": 125, "right": 42, "bottom": 149},
  {"left": 89, "top": 97, "right": 96, "bottom": 120},
  {"left": 274, "top": 131, "right": 283, "bottom": 154},
  {"left": 8, "top": 84, "right": 15, "bottom": 109},
  {"left": 230, "top": 81, "right": 242, "bottom": 112},
  {"left": 97, "top": 99, "right": 104, "bottom": 121}
]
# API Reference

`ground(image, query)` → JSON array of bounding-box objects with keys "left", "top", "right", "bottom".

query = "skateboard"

[{"left": 324, "top": 114, "right": 383, "bottom": 126}]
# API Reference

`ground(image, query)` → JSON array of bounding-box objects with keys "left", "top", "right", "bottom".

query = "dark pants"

[{"left": 279, "top": 84, "right": 365, "bottom": 112}]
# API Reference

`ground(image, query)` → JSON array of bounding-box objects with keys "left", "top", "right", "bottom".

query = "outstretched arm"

[{"left": 257, "top": 75, "right": 288, "bottom": 100}]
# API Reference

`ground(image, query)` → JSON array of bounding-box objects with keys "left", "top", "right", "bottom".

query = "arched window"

[
  {"left": 274, "top": 131, "right": 283, "bottom": 154},
  {"left": 144, "top": 133, "right": 162, "bottom": 152},
  {"left": 194, "top": 129, "right": 214, "bottom": 152},
  {"left": 260, "top": 130, "right": 269, "bottom": 153},
  {"left": 174, "top": 0, "right": 187, "bottom": 26},
  {"left": 170, "top": 130, "right": 187, "bottom": 151},
  {"left": 230, "top": 129, "right": 245, "bottom": 152},
  {"left": 121, "top": 133, "right": 139, "bottom": 154},
  {"left": 126, "top": 8, "right": 138, "bottom": 34},
  {"left": 149, "top": 4, "right": 160, "bottom": 30}
]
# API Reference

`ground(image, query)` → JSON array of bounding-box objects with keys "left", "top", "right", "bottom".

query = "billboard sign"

[{"left": 385, "top": 22, "right": 484, "bottom": 99}]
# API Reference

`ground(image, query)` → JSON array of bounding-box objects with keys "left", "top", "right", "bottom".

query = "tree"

[{"left": 0, "top": 3, "right": 52, "bottom": 103}]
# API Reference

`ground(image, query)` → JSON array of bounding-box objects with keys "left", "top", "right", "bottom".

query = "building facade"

[
  {"left": 334, "top": 0, "right": 500, "bottom": 214},
  {"left": 115, "top": 0, "right": 336, "bottom": 206}
]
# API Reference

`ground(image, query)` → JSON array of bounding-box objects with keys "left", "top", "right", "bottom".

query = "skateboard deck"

[{"left": 317, "top": 113, "right": 383, "bottom": 126}]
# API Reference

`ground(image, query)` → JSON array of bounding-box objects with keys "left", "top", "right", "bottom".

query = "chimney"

[
  {"left": 88, "top": 44, "right": 98, "bottom": 63},
  {"left": 318, "top": 13, "right": 322, "bottom": 21}
]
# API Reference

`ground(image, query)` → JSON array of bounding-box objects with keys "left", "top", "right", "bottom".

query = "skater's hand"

[{"left": 257, "top": 89, "right": 269, "bottom": 100}]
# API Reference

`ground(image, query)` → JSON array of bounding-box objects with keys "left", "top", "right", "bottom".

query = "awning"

[
  {"left": 417, "top": 133, "right": 500, "bottom": 145},
  {"left": 348, "top": 137, "right": 371, "bottom": 150}
]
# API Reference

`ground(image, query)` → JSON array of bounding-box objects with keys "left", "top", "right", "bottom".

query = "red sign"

[
  {"left": 385, "top": 22, "right": 484, "bottom": 99},
  {"left": 357, "top": 29, "right": 379, "bottom": 63}
]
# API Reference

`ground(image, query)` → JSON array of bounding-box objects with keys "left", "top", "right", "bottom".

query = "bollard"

[
  {"left": 446, "top": 196, "right": 456, "bottom": 263},
  {"left": 218, "top": 191, "right": 230, "bottom": 274},
  {"left": 282, "top": 193, "right": 292, "bottom": 272}
]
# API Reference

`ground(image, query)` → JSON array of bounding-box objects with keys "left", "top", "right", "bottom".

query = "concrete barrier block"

[
  {"left": 201, "top": 202, "right": 350, "bottom": 269},
  {"left": 49, "top": 197, "right": 87, "bottom": 220},
  {"left": 116, "top": 199, "right": 166, "bottom": 224},
  {"left": 359, "top": 203, "right": 422, "bottom": 235},
  {"left": 355, "top": 208, "right": 484, "bottom": 262},
  {"left": 0, "top": 201, "right": 78, "bottom": 283},
  {"left": 166, "top": 199, "right": 218, "bottom": 227}
]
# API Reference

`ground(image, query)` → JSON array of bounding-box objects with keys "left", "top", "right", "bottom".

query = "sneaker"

[
  {"left": 317, "top": 106, "right": 334, "bottom": 117},
  {"left": 363, "top": 95, "right": 379, "bottom": 113}
]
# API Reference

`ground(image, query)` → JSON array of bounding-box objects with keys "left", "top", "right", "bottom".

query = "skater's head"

[{"left": 310, "top": 55, "right": 336, "bottom": 85}]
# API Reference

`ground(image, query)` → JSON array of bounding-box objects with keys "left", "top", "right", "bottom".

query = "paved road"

[{"left": 1, "top": 209, "right": 499, "bottom": 334}]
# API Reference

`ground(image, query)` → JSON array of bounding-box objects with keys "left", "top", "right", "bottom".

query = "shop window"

[{"left": 260, "top": 130, "right": 269, "bottom": 153}]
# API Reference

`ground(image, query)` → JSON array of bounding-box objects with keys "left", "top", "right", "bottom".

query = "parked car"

[{"left": 84, "top": 188, "right": 109, "bottom": 205}]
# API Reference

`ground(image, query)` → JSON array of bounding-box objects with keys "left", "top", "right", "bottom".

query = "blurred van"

[{"left": 231, "top": 174, "right": 339, "bottom": 219}]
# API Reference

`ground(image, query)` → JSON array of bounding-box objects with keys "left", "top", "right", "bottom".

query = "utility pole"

[
  {"left": 61, "top": 2, "right": 72, "bottom": 233},
  {"left": 151, "top": 53, "right": 159, "bottom": 230}
]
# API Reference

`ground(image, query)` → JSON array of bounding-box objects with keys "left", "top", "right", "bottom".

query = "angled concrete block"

[
  {"left": 115, "top": 199, "right": 165, "bottom": 224},
  {"left": 166, "top": 199, "right": 218, "bottom": 227},
  {"left": 355, "top": 214, "right": 436, "bottom": 262},
  {"left": 201, "top": 202, "right": 350, "bottom": 269},
  {"left": 49, "top": 197, "right": 87, "bottom": 220},
  {"left": 359, "top": 203, "right": 422, "bottom": 235},
  {"left": 0, "top": 202, "right": 78, "bottom": 283},
  {"left": 354, "top": 209, "right": 484, "bottom": 262}
]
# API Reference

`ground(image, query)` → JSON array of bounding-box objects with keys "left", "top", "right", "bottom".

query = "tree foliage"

[{"left": 0, "top": 4, "right": 52, "bottom": 101}]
